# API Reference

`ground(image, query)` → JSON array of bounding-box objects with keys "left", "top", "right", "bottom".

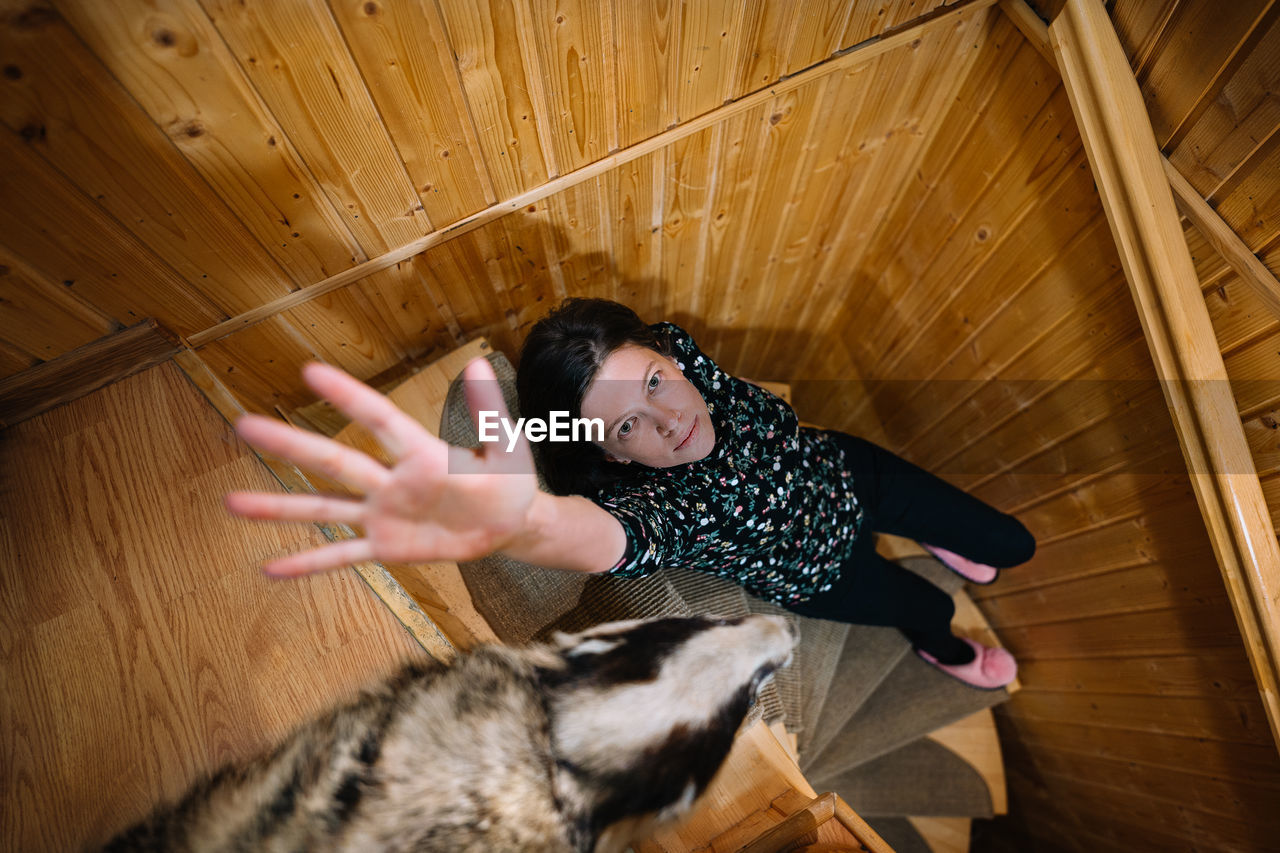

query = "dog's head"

[{"left": 536, "top": 614, "right": 795, "bottom": 845}]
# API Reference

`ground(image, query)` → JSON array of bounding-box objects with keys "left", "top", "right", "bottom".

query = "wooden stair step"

[
  {"left": 909, "top": 817, "right": 972, "bottom": 853},
  {"left": 926, "top": 709, "right": 1007, "bottom": 815},
  {"left": 800, "top": 624, "right": 913, "bottom": 766},
  {"left": 808, "top": 738, "right": 993, "bottom": 819},
  {"left": 864, "top": 817, "right": 935, "bottom": 853}
]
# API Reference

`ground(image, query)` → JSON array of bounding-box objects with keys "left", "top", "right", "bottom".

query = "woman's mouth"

[{"left": 675, "top": 417, "right": 697, "bottom": 451}]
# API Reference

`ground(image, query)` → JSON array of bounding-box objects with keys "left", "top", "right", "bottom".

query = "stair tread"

[
  {"left": 800, "top": 624, "right": 912, "bottom": 767},
  {"left": 802, "top": 650, "right": 1010, "bottom": 781},
  {"left": 926, "top": 710, "right": 1007, "bottom": 815},
  {"left": 909, "top": 817, "right": 972, "bottom": 853},
  {"left": 864, "top": 816, "right": 935, "bottom": 853},
  {"left": 809, "top": 738, "right": 993, "bottom": 819},
  {"left": 793, "top": 616, "right": 852, "bottom": 754}
]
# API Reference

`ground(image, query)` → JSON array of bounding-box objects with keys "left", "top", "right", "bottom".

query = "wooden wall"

[
  {"left": 855, "top": 1, "right": 1280, "bottom": 850},
  {"left": 5, "top": 0, "right": 1280, "bottom": 850},
  {"left": 0, "top": 0, "right": 988, "bottom": 432}
]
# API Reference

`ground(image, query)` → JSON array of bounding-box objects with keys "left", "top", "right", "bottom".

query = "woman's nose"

[{"left": 658, "top": 407, "right": 681, "bottom": 435}]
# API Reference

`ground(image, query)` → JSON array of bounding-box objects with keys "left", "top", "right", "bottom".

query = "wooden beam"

[
  {"left": 998, "top": 0, "right": 1056, "bottom": 62},
  {"left": 735, "top": 792, "right": 836, "bottom": 853},
  {"left": 1001, "top": 0, "right": 1280, "bottom": 325},
  {"left": 832, "top": 795, "right": 896, "bottom": 853},
  {"left": 0, "top": 320, "right": 179, "bottom": 428},
  {"left": 186, "top": 0, "right": 999, "bottom": 349},
  {"left": 1050, "top": 0, "right": 1280, "bottom": 752},
  {"left": 1164, "top": 158, "right": 1280, "bottom": 317}
]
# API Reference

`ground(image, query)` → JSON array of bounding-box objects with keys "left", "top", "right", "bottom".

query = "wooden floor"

[{"left": 0, "top": 362, "right": 423, "bottom": 851}]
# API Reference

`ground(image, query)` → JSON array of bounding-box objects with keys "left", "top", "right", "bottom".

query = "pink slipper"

[
  {"left": 917, "top": 638, "right": 1017, "bottom": 690},
  {"left": 923, "top": 544, "right": 999, "bottom": 585}
]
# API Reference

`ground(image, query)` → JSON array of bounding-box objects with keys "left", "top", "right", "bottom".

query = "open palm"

[{"left": 225, "top": 359, "right": 538, "bottom": 576}]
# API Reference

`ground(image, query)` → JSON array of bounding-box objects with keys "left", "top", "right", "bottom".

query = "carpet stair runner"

[{"left": 303, "top": 342, "right": 1011, "bottom": 853}]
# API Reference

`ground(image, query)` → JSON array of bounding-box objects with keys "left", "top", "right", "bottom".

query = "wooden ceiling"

[{"left": 0, "top": 0, "right": 991, "bottom": 422}]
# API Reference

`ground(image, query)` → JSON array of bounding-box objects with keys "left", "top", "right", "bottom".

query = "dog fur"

[{"left": 100, "top": 614, "right": 795, "bottom": 852}]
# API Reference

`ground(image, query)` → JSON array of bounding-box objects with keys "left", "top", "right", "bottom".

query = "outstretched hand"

[{"left": 225, "top": 359, "right": 538, "bottom": 576}]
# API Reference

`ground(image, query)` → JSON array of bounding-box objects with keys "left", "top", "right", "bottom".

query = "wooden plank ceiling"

[{"left": 0, "top": 0, "right": 976, "bottom": 424}]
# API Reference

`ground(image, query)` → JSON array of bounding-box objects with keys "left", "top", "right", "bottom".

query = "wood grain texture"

[
  {"left": 183, "top": 0, "right": 996, "bottom": 352},
  {"left": 5, "top": 0, "right": 1280, "bottom": 847},
  {"left": 51, "top": 0, "right": 367, "bottom": 285},
  {"left": 1166, "top": 156, "right": 1280, "bottom": 318},
  {"left": 1001, "top": 747, "right": 1277, "bottom": 852},
  {"left": 613, "top": 0, "right": 679, "bottom": 149},
  {"left": 525, "top": 0, "right": 612, "bottom": 172},
  {"left": 1010, "top": 744, "right": 1280, "bottom": 834},
  {"left": 0, "top": 124, "right": 223, "bottom": 336},
  {"left": 0, "top": 320, "right": 179, "bottom": 427},
  {"left": 1134, "top": 0, "right": 1278, "bottom": 152},
  {"left": 0, "top": 0, "right": 297, "bottom": 312},
  {"left": 330, "top": 0, "right": 497, "bottom": 223},
  {"left": 672, "top": 0, "right": 739, "bottom": 122},
  {"left": 436, "top": 0, "right": 554, "bottom": 197},
  {"left": 0, "top": 362, "right": 423, "bottom": 851},
  {"left": 832, "top": 6, "right": 1280, "bottom": 848},
  {"left": 1166, "top": 9, "right": 1280, "bottom": 199},
  {"left": 200, "top": 0, "right": 431, "bottom": 251},
  {"left": 1052, "top": 0, "right": 1280, "bottom": 748},
  {"left": 0, "top": 242, "right": 117, "bottom": 364},
  {"left": 907, "top": 817, "right": 972, "bottom": 853},
  {"left": 636, "top": 722, "right": 879, "bottom": 853}
]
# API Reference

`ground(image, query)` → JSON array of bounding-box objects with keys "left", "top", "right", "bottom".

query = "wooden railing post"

[{"left": 1049, "top": 0, "right": 1280, "bottom": 751}]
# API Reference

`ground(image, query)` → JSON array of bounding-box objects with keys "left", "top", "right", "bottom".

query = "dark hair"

[{"left": 516, "top": 298, "right": 672, "bottom": 496}]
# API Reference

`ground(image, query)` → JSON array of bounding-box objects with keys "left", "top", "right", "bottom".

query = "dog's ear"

[
  {"left": 548, "top": 630, "right": 578, "bottom": 650},
  {"left": 548, "top": 628, "right": 625, "bottom": 655},
  {"left": 560, "top": 636, "right": 626, "bottom": 658},
  {"left": 548, "top": 619, "right": 642, "bottom": 652}
]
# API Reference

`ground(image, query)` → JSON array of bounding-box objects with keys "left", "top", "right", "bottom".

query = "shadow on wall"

[{"left": 275, "top": 202, "right": 881, "bottom": 441}]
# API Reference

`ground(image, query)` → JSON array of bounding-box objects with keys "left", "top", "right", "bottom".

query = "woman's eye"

[
  {"left": 648, "top": 373, "right": 661, "bottom": 391},
  {"left": 618, "top": 418, "right": 634, "bottom": 438}
]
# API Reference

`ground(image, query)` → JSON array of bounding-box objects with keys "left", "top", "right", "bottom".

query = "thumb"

[{"left": 461, "top": 356, "right": 535, "bottom": 473}]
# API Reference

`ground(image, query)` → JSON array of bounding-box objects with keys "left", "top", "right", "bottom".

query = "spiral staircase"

[{"left": 299, "top": 339, "right": 1015, "bottom": 853}]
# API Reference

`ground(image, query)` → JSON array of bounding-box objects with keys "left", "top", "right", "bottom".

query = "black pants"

[{"left": 786, "top": 433, "right": 1036, "bottom": 665}]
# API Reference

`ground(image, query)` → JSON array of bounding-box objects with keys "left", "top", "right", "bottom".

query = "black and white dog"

[{"left": 102, "top": 614, "right": 795, "bottom": 853}]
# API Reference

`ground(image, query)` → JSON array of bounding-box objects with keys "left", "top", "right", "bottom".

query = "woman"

[{"left": 227, "top": 299, "right": 1033, "bottom": 689}]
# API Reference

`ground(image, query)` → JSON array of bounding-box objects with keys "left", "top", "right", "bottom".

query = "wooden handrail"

[
  {"left": 1049, "top": 0, "right": 1280, "bottom": 750},
  {"left": 999, "top": 0, "right": 1280, "bottom": 320},
  {"left": 831, "top": 795, "right": 895, "bottom": 853}
]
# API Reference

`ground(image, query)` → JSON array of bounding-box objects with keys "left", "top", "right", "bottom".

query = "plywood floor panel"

[{"left": 0, "top": 361, "right": 423, "bottom": 851}]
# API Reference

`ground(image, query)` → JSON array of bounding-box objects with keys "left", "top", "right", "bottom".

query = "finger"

[
  {"left": 225, "top": 491, "right": 365, "bottom": 525},
  {"left": 302, "top": 362, "right": 432, "bottom": 459},
  {"left": 261, "top": 537, "right": 376, "bottom": 577},
  {"left": 235, "top": 414, "right": 391, "bottom": 494},
  {"left": 461, "top": 357, "right": 536, "bottom": 471}
]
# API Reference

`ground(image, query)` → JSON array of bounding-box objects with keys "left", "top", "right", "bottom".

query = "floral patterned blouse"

[{"left": 590, "top": 322, "right": 865, "bottom": 605}]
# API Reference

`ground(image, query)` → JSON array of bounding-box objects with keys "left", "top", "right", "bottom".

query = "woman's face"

[{"left": 579, "top": 344, "right": 716, "bottom": 468}]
